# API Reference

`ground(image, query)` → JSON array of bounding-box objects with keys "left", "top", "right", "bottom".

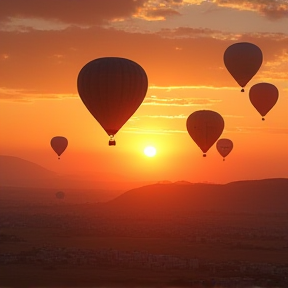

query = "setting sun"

[{"left": 144, "top": 146, "right": 157, "bottom": 157}]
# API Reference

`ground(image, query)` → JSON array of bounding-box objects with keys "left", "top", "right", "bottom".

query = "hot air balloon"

[
  {"left": 216, "top": 138, "right": 233, "bottom": 161},
  {"left": 224, "top": 42, "right": 263, "bottom": 92},
  {"left": 55, "top": 191, "right": 65, "bottom": 199},
  {"left": 186, "top": 110, "right": 224, "bottom": 157},
  {"left": 50, "top": 136, "right": 68, "bottom": 160},
  {"left": 249, "top": 83, "right": 278, "bottom": 121},
  {"left": 77, "top": 57, "right": 148, "bottom": 146}
]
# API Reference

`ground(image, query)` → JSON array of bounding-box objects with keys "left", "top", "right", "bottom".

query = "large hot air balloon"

[
  {"left": 186, "top": 110, "right": 224, "bottom": 157},
  {"left": 77, "top": 57, "right": 148, "bottom": 146},
  {"left": 216, "top": 138, "right": 233, "bottom": 161},
  {"left": 249, "top": 83, "right": 279, "bottom": 121},
  {"left": 224, "top": 42, "right": 263, "bottom": 92},
  {"left": 50, "top": 136, "right": 68, "bottom": 160},
  {"left": 55, "top": 191, "right": 65, "bottom": 200}
]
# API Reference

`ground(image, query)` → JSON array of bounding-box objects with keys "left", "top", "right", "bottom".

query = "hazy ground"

[{"left": 1, "top": 182, "right": 287, "bottom": 287}]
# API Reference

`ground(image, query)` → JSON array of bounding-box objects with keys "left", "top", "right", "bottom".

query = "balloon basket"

[{"left": 109, "top": 135, "right": 116, "bottom": 146}]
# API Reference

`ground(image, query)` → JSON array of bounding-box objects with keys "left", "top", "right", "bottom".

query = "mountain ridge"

[
  {"left": 0, "top": 155, "right": 154, "bottom": 190},
  {"left": 104, "top": 178, "right": 288, "bottom": 213}
]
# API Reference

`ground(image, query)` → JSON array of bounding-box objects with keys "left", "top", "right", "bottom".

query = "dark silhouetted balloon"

[
  {"left": 249, "top": 83, "right": 278, "bottom": 121},
  {"left": 51, "top": 136, "right": 68, "bottom": 159},
  {"left": 77, "top": 57, "right": 148, "bottom": 146},
  {"left": 224, "top": 42, "right": 263, "bottom": 92},
  {"left": 55, "top": 191, "right": 65, "bottom": 199},
  {"left": 216, "top": 138, "right": 233, "bottom": 161},
  {"left": 186, "top": 110, "right": 224, "bottom": 157}
]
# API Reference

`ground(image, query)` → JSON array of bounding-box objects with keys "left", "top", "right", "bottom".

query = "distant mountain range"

[
  {"left": 0, "top": 155, "right": 58, "bottom": 185},
  {"left": 0, "top": 155, "right": 125, "bottom": 203},
  {"left": 0, "top": 155, "right": 153, "bottom": 190},
  {"left": 1, "top": 155, "right": 287, "bottom": 213},
  {"left": 104, "top": 178, "right": 288, "bottom": 213}
]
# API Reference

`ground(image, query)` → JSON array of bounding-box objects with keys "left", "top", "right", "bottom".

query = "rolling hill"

[
  {"left": 0, "top": 155, "right": 153, "bottom": 190},
  {"left": 1, "top": 155, "right": 287, "bottom": 212},
  {"left": 0, "top": 155, "right": 125, "bottom": 204},
  {"left": 105, "top": 178, "right": 288, "bottom": 213},
  {"left": 0, "top": 155, "right": 59, "bottom": 187}
]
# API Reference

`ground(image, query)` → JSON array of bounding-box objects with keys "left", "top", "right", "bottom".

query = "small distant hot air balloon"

[
  {"left": 50, "top": 136, "right": 68, "bottom": 160},
  {"left": 77, "top": 57, "right": 148, "bottom": 146},
  {"left": 224, "top": 42, "right": 263, "bottom": 92},
  {"left": 186, "top": 110, "right": 224, "bottom": 157},
  {"left": 55, "top": 191, "right": 65, "bottom": 199},
  {"left": 216, "top": 138, "right": 233, "bottom": 161},
  {"left": 249, "top": 83, "right": 279, "bottom": 121}
]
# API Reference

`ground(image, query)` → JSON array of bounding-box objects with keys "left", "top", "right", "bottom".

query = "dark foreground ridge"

[{"left": 105, "top": 178, "right": 288, "bottom": 214}]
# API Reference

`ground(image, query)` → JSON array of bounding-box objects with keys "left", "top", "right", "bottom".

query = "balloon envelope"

[
  {"left": 77, "top": 57, "right": 148, "bottom": 143},
  {"left": 216, "top": 138, "right": 233, "bottom": 160},
  {"left": 224, "top": 42, "right": 263, "bottom": 90},
  {"left": 186, "top": 110, "right": 224, "bottom": 156},
  {"left": 249, "top": 83, "right": 278, "bottom": 120},
  {"left": 51, "top": 136, "right": 68, "bottom": 158},
  {"left": 55, "top": 191, "right": 65, "bottom": 199}
]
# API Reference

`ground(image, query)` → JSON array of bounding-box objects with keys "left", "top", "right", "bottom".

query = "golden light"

[{"left": 144, "top": 146, "right": 157, "bottom": 157}]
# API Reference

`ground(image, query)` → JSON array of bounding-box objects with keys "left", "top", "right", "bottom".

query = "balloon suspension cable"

[
  {"left": 109, "top": 135, "right": 116, "bottom": 146},
  {"left": 262, "top": 117, "right": 265, "bottom": 121},
  {"left": 241, "top": 88, "right": 245, "bottom": 92},
  {"left": 203, "top": 153, "right": 206, "bottom": 157}
]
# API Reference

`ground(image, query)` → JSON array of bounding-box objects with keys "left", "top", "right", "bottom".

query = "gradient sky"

[{"left": 1, "top": 0, "right": 287, "bottom": 184}]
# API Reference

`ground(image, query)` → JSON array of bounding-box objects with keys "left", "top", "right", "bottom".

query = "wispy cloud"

[
  {"left": 134, "top": 0, "right": 183, "bottom": 21},
  {"left": 1, "top": 0, "right": 287, "bottom": 34},
  {"left": 128, "top": 114, "right": 187, "bottom": 123},
  {"left": 143, "top": 96, "right": 222, "bottom": 106},
  {"left": 259, "top": 48, "right": 288, "bottom": 80},
  {"left": 223, "top": 114, "right": 245, "bottom": 119},
  {"left": 0, "top": 0, "right": 147, "bottom": 30},
  {"left": 0, "top": 87, "right": 77, "bottom": 102},
  {"left": 122, "top": 127, "right": 187, "bottom": 135},
  {"left": 183, "top": 0, "right": 288, "bottom": 20},
  {"left": 0, "top": 18, "right": 71, "bottom": 32},
  {"left": 156, "top": 27, "right": 288, "bottom": 41},
  {"left": 226, "top": 126, "right": 288, "bottom": 134},
  {"left": 157, "top": 26, "right": 231, "bottom": 39},
  {"left": 149, "top": 85, "right": 237, "bottom": 90},
  {"left": 144, "top": 8, "right": 181, "bottom": 20},
  {"left": 1, "top": 23, "right": 288, "bottom": 96},
  {"left": 214, "top": 0, "right": 288, "bottom": 20},
  {"left": 134, "top": 0, "right": 288, "bottom": 21},
  {"left": 140, "top": 114, "right": 187, "bottom": 119}
]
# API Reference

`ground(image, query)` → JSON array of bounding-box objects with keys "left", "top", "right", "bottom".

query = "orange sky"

[{"left": 0, "top": 0, "right": 287, "bottom": 185}]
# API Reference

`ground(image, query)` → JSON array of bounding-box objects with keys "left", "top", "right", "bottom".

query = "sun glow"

[{"left": 144, "top": 146, "right": 157, "bottom": 157}]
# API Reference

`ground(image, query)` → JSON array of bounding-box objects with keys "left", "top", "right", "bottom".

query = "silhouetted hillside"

[
  {"left": 105, "top": 178, "right": 288, "bottom": 213},
  {"left": 0, "top": 186, "right": 124, "bottom": 206},
  {"left": 0, "top": 155, "right": 59, "bottom": 187},
  {"left": 0, "top": 155, "right": 125, "bottom": 204},
  {"left": 0, "top": 155, "right": 153, "bottom": 190}
]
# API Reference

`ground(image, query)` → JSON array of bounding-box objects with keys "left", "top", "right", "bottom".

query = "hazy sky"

[{"left": 1, "top": 0, "right": 287, "bottom": 184}]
